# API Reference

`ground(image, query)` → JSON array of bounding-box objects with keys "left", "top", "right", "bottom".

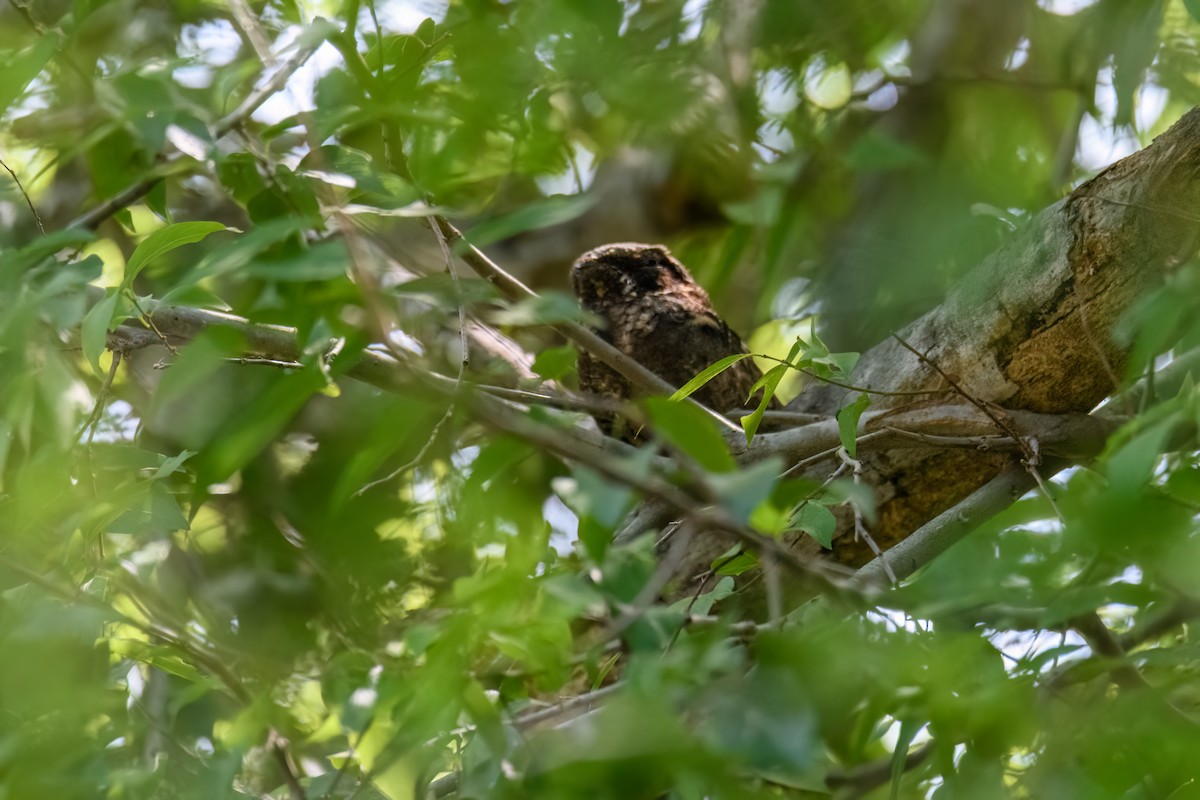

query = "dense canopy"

[{"left": 4, "top": 1, "right": 1200, "bottom": 798}]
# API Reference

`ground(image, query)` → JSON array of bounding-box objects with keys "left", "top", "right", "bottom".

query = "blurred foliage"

[{"left": 3, "top": 0, "right": 1200, "bottom": 798}]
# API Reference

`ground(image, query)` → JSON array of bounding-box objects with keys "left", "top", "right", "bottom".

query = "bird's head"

[{"left": 571, "top": 242, "right": 694, "bottom": 312}]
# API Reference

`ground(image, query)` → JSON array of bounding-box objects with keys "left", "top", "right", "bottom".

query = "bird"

[{"left": 571, "top": 242, "right": 771, "bottom": 438}]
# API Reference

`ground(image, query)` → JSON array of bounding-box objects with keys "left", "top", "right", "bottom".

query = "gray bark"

[{"left": 794, "top": 104, "right": 1200, "bottom": 567}]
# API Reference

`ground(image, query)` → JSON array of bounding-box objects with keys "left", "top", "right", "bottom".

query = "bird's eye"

[{"left": 631, "top": 265, "right": 662, "bottom": 293}]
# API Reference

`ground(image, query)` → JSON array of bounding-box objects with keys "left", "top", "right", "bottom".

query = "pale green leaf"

[
  {"left": 741, "top": 364, "right": 788, "bottom": 444},
  {"left": 151, "top": 449, "right": 196, "bottom": 481},
  {"left": 669, "top": 353, "right": 755, "bottom": 402},
  {"left": 791, "top": 502, "right": 836, "bottom": 549},
  {"left": 124, "top": 221, "right": 230, "bottom": 285},
  {"left": 81, "top": 290, "right": 119, "bottom": 374},
  {"left": 836, "top": 393, "right": 871, "bottom": 458}
]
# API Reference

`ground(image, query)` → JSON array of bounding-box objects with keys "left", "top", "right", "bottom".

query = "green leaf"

[
  {"left": 1, "top": 228, "right": 95, "bottom": 276},
  {"left": 709, "top": 457, "right": 783, "bottom": 524},
  {"left": 890, "top": 719, "right": 922, "bottom": 799},
  {"left": 151, "top": 449, "right": 195, "bottom": 481},
  {"left": 821, "top": 350, "right": 859, "bottom": 379},
  {"left": 463, "top": 194, "right": 596, "bottom": 247},
  {"left": 836, "top": 393, "right": 871, "bottom": 457},
  {"left": 1187, "top": 0, "right": 1200, "bottom": 23},
  {"left": 124, "top": 221, "right": 230, "bottom": 285},
  {"left": 156, "top": 283, "right": 230, "bottom": 309},
  {"left": 643, "top": 396, "right": 736, "bottom": 472},
  {"left": 112, "top": 641, "right": 203, "bottom": 682},
  {"left": 845, "top": 129, "right": 927, "bottom": 171},
  {"left": 790, "top": 502, "right": 836, "bottom": 549},
  {"left": 489, "top": 292, "right": 599, "bottom": 327},
  {"left": 81, "top": 290, "right": 119, "bottom": 374},
  {"left": 1105, "top": 418, "right": 1174, "bottom": 493},
  {"left": 668, "top": 353, "right": 754, "bottom": 402},
  {"left": 242, "top": 239, "right": 349, "bottom": 281},
  {"left": 823, "top": 479, "right": 878, "bottom": 525},
  {"left": 741, "top": 363, "right": 788, "bottom": 444},
  {"left": 531, "top": 345, "right": 578, "bottom": 381},
  {"left": 393, "top": 274, "right": 500, "bottom": 306},
  {"left": 676, "top": 575, "right": 735, "bottom": 616},
  {"left": 293, "top": 17, "right": 340, "bottom": 50},
  {"left": 194, "top": 365, "right": 327, "bottom": 485},
  {"left": 461, "top": 680, "right": 507, "bottom": 757},
  {"left": 184, "top": 216, "right": 306, "bottom": 282},
  {"left": 715, "top": 551, "right": 758, "bottom": 577},
  {"left": 0, "top": 33, "right": 58, "bottom": 114},
  {"left": 552, "top": 461, "right": 647, "bottom": 560}
]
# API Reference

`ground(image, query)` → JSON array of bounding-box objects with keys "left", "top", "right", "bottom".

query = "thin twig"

[
  {"left": 838, "top": 447, "right": 897, "bottom": 584},
  {"left": 78, "top": 351, "right": 122, "bottom": 444},
  {"left": 127, "top": 291, "right": 179, "bottom": 354},
  {"left": 0, "top": 155, "right": 44, "bottom": 234},
  {"left": 779, "top": 430, "right": 891, "bottom": 478},
  {"left": 600, "top": 522, "right": 695, "bottom": 644},
  {"left": 268, "top": 729, "right": 307, "bottom": 800},
  {"left": 825, "top": 740, "right": 934, "bottom": 794},
  {"left": 757, "top": 353, "right": 955, "bottom": 398},
  {"left": 355, "top": 219, "right": 468, "bottom": 496},
  {"left": 223, "top": 356, "right": 303, "bottom": 369},
  {"left": 891, "top": 331, "right": 1063, "bottom": 519},
  {"left": 891, "top": 332, "right": 1029, "bottom": 456}
]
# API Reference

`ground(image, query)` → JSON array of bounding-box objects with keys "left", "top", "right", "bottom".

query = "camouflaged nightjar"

[{"left": 572, "top": 242, "right": 772, "bottom": 439}]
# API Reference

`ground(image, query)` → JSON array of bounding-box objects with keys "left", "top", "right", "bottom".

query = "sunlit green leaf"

[
  {"left": 0, "top": 33, "right": 57, "bottom": 114},
  {"left": 489, "top": 292, "right": 599, "bottom": 327},
  {"left": 668, "top": 353, "right": 754, "bottom": 402},
  {"left": 462, "top": 194, "right": 597, "bottom": 247},
  {"left": 741, "top": 364, "right": 788, "bottom": 444}
]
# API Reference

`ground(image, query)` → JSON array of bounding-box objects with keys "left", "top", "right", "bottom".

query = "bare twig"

[
  {"left": 0, "top": 154, "right": 44, "bottom": 234},
  {"left": 891, "top": 331, "right": 1065, "bottom": 523},
  {"left": 78, "top": 351, "right": 122, "bottom": 444},
  {"left": 891, "top": 332, "right": 1029, "bottom": 456},
  {"left": 354, "top": 220, "right": 468, "bottom": 495},
  {"left": 268, "top": 729, "right": 307, "bottom": 800},
  {"left": 222, "top": 356, "right": 303, "bottom": 369},
  {"left": 838, "top": 448, "right": 897, "bottom": 584},
  {"left": 825, "top": 740, "right": 934, "bottom": 795}
]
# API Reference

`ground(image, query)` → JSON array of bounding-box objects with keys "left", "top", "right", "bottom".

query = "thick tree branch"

[{"left": 786, "top": 105, "right": 1200, "bottom": 569}]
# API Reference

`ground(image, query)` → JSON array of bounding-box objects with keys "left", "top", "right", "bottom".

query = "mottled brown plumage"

[{"left": 572, "top": 242, "right": 770, "bottom": 438}]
